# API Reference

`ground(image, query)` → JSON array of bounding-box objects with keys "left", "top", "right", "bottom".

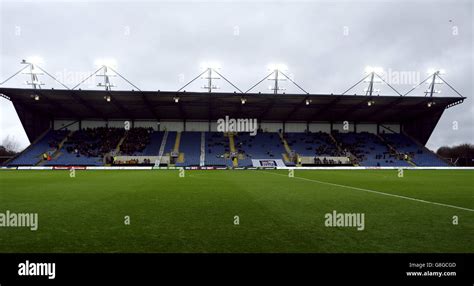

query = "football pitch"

[{"left": 0, "top": 169, "right": 472, "bottom": 253}]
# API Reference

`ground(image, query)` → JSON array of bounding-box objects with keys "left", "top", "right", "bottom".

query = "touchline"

[{"left": 0, "top": 210, "right": 38, "bottom": 231}]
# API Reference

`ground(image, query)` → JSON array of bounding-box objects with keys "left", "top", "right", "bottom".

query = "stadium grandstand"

[{"left": 0, "top": 62, "right": 465, "bottom": 168}]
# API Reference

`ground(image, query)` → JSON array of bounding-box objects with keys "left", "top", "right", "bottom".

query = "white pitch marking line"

[{"left": 262, "top": 171, "right": 474, "bottom": 213}]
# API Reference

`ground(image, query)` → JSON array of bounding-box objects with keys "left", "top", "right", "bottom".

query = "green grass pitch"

[{"left": 0, "top": 169, "right": 472, "bottom": 253}]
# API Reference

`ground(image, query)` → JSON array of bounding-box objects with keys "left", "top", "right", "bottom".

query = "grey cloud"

[{"left": 0, "top": 0, "right": 472, "bottom": 151}]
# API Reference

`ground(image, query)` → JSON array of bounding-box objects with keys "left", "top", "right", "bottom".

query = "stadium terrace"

[{"left": 0, "top": 86, "right": 465, "bottom": 169}]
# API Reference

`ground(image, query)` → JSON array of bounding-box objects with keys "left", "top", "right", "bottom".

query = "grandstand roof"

[
  {"left": 0, "top": 87, "right": 465, "bottom": 144},
  {"left": 0, "top": 87, "right": 464, "bottom": 121}
]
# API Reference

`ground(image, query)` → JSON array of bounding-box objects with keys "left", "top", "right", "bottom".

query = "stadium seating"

[
  {"left": 382, "top": 133, "right": 449, "bottom": 166},
  {"left": 58, "top": 127, "right": 124, "bottom": 157},
  {"left": 234, "top": 132, "right": 286, "bottom": 167},
  {"left": 176, "top": 132, "right": 201, "bottom": 167},
  {"left": 284, "top": 132, "right": 340, "bottom": 157},
  {"left": 8, "top": 127, "right": 449, "bottom": 167},
  {"left": 163, "top": 131, "right": 177, "bottom": 155},
  {"left": 141, "top": 131, "right": 164, "bottom": 156},
  {"left": 50, "top": 127, "right": 126, "bottom": 166},
  {"left": 8, "top": 130, "right": 66, "bottom": 166},
  {"left": 205, "top": 132, "right": 232, "bottom": 166},
  {"left": 50, "top": 129, "right": 163, "bottom": 166},
  {"left": 333, "top": 132, "right": 410, "bottom": 166},
  {"left": 48, "top": 151, "right": 103, "bottom": 166},
  {"left": 120, "top": 128, "right": 151, "bottom": 155}
]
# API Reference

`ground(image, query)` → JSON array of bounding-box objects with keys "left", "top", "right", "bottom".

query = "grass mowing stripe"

[{"left": 262, "top": 171, "right": 474, "bottom": 213}]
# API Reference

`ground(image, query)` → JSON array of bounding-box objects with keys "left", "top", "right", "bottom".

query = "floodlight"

[
  {"left": 173, "top": 96, "right": 180, "bottom": 103},
  {"left": 241, "top": 97, "right": 247, "bottom": 105},
  {"left": 104, "top": 95, "right": 111, "bottom": 102},
  {"left": 94, "top": 58, "right": 118, "bottom": 68},
  {"left": 305, "top": 99, "right": 311, "bottom": 105},
  {"left": 31, "top": 94, "right": 40, "bottom": 101},
  {"left": 364, "top": 66, "right": 383, "bottom": 74},
  {"left": 367, "top": 100, "right": 375, "bottom": 106},
  {"left": 267, "top": 63, "right": 288, "bottom": 71}
]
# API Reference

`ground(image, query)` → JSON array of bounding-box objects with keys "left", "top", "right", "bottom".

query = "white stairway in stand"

[
  {"left": 154, "top": 130, "right": 168, "bottom": 167},
  {"left": 200, "top": 132, "right": 205, "bottom": 167}
]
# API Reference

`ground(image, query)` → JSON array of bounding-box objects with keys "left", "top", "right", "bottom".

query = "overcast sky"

[{"left": 0, "top": 0, "right": 472, "bottom": 151}]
